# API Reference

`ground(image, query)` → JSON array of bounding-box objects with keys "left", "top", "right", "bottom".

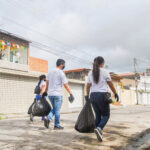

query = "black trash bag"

[
  {"left": 28, "top": 98, "right": 36, "bottom": 114},
  {"left": 75, "top": 98, "right": 95, "bottom": 133},
  {"left": 32, "top": 97, "right": 51, "bottom": 117}
]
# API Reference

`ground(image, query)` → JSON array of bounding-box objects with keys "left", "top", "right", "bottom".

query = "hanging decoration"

[
  {"left": 1, "top": 40, "right": 5, "bottom": 46},
  {"left": 0, "top": 40, "right": 26, "bottom": 51}
]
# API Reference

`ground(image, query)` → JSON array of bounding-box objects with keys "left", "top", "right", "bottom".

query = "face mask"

[{"left": 62, "top": 65, "right": 65, "bottom": 70}]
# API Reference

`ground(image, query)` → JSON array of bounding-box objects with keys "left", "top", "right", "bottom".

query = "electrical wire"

[
  {"left": 0, "top": 28, "right": 92, "bottom": 66},
  {"left": 2, "top": 0, "right": 92, "bottom": 58},
  {"left": 0, "top": 16, "right": 92, "bottom": 65}
]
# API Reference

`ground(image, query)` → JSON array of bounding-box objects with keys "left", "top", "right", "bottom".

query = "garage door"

[{"left": 69, "top": 83, "right": 84, "bottom": 108}]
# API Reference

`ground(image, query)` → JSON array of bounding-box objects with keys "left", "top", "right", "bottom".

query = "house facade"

[
  {"left": 138, "top": 75, "right": 150, "bottom": 104},
  {"left": 0, "top": 30, "right": 48, "bottom": 113},
  {"left": 120, "top": 72, "right": 150, "bottom": 105}
]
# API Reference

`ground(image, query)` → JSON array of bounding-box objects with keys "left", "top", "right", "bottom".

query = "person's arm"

[
  {"left": 45, "top": 80, "right": 49, "bottom": 93},
  {"left": 64, "top": 83, "right": 72, "bottom": 94},
  {"left": 41, "top": 85, "right": 46, "bottom": 96},
  {"left": 107, "top": 81, "right": 119, "bottom": 101},
  {"left": 107, "top": 81, "right": 117, "bottom": 95},
  {"left": 86, "top": 83, "right": 92, "bottom": 96},
  {"left": 64, "top": 83, "right": 75, "bottom": 103}
]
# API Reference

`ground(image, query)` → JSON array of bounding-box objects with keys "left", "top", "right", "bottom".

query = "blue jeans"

[
  {"left": 36, "top": 94, "right": 41, "bottom": 101},
  {"left": 48, "top": 96, "right": 63, "bottom": 127},
  {"left": 90, "top": 92, "right": 110, "bottom": 130}
]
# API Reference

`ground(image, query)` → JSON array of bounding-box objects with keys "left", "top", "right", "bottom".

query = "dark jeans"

[{"left": 90, "top": 92, "right": 110, "bottom": 130}]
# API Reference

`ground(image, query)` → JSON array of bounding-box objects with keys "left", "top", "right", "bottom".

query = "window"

[{"left": 0, "top": 40, "right": 28, "bottom": 65}]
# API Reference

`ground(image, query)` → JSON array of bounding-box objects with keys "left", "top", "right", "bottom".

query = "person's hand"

[
  {"left": 85, "top": 96, "right": 90, "bottom": 102},
  {"left": 115, "top": 93, "right": 119, "bottom": 102},
  {"left": 68, "top": 94, "right": 75, "bottom": 103},
  {"left": 42, "top": 92, "right": 48, "bottom": 97}
]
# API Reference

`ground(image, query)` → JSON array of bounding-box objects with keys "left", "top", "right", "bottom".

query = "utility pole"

[
  {"left": 144, "top": 74, "right": 147, "bottom": 92},
  {"left": 134, "top": 57, "right": 139, "bottom": 105}
]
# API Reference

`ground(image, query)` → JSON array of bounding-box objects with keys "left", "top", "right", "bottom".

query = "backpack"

[{"left": 34, "top": 82, "right": 41, "bottom": 94}]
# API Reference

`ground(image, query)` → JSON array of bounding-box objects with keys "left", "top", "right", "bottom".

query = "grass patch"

[{"left": 0, "top": 116, "right": 2, "bottom": 120}]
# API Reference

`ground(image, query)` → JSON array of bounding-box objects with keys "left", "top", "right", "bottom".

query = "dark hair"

[
  {"left": 38, "top": 74, "right": 46, "bottom": 85},
  {"left": 56, "top": 59, "right": 65, "bottom": 67},
  {"left": 93, "top": 56, "right": 104, "bottom": 84}
]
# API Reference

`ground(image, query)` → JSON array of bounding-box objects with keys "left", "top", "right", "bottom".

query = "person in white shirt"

[
  {"left": 35, "top": 75, "right": 46, "bottom": 100},
  {"left": 44, "top": 59, "right": 74, "bottom": 130},
  {"left": 30, "top": 75, "right": 46, "bottom": 122},
  {"left": 86, "top": 56, "right": 119, "bottom": 142}
]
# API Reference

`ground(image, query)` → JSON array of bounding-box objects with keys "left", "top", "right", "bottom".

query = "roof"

[
  {"left": 65, "top": 68, "right": 122, "bottom": 81},
  {"left": 110, "top": 73, "right": 122, "bottom": 80},
  {"left": 0, "top": 29, "right": 31, "bottom": 43},
  {"left": 65, "top": 68, "right": 90, "bottom": 74},
  {"left": 119, "top": 73, "right": 135, "bottom": 77}
]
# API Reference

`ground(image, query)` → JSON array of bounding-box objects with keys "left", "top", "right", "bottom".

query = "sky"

[{"left": 0, "top": 0, "right": 150, "bottom": 73}]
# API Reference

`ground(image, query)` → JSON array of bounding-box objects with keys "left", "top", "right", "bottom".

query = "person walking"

[
  {"left": 86, "top": 56, "right": 119, "bottom": 142},
  {"left": 44, "top": 59, "right": 74, "bottom": 130},
  {"left": 30, "top": 75, "right": 46, "bottom": 121}
]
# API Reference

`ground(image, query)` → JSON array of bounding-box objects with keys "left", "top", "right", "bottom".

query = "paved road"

[{"left": 0, "top": 105, "right": 150, "bottom": 150}]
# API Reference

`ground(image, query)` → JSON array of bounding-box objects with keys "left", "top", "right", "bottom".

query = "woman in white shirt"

[
  {"left": 86, "top": 56, "right": 119, "bottom": 142},
  {"left": 30, "top": 75, "right": 46, "bottom": 122},
  {"left": 36, "top": 75, "right": 46, "bottom": 101}
]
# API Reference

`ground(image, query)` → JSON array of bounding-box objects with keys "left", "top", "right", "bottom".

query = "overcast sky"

[{"left": 0, "top": 0, "right": 150, "bottom": 73}]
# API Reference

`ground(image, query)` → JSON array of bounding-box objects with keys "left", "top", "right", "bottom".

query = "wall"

[
  {"left": 29, "top": 57, "right": 48, "bottom": 73},
  {"left": 0, "top": 74, "right": 85, "bottom": 114},
  {"left": 138, "top": 92, "right": 150, "bottom": 104},
  {"left": 62, "top": 79, "right": 85, "bottom": 112},
  {"left": 120, "top": 89, "right": 136, "bottom": 106},
  {"left": 0, "top": 72, "right": 38, "bottom": 113},
  {"left": 0, "top": 60, "right": 29, "bottom": 72},
  {"left": 65, "top": 70, "right": 89, "bottom": 81},
  {"left": 121, "top": 78, "right": 136, "bottom": 88}
]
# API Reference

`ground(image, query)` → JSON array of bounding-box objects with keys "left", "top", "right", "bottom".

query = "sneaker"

[
  {"left": 44, "top": 118, "right": 50, "bottom": 128},
  {"left": 30, "top": 113, "right": 33, "bottom": 122},
  {"left": 94, "top": 127, "right": 103, "bottom": 142},
  {"left": 54, "top": 126, "right": 64, "bottom": 130}
]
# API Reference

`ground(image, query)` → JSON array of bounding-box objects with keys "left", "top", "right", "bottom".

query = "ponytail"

[
  {"left": 38, "top": 75, "right": 46, "bottom": 86},
  {"left": 92, "top": 56, "right": 104, "bottom": 84}
]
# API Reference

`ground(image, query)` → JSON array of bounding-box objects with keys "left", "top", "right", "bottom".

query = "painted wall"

[
  {"left": 29, "top": 56, "right": 48, "bottom": 73},
  {"left": 120, "top": 89, "right": 136, "bottom": 106}
]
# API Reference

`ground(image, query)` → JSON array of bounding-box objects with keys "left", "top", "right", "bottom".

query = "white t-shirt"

[
  {"left": 39, "top": 80, "right": 46, "bottom": 95},
  {"left": 39, "top": 80, "right": 46, "bottom": 94},
  {"left": 87, "top": 68, "right": 112, "bottom": 93},
  {"left": 46, "top": 68, "right": 68, "bottom": 96}
]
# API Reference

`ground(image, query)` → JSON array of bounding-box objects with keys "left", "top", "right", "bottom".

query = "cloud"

[{"left": 0, "top": 0, "right": 150, "bottom": 72}]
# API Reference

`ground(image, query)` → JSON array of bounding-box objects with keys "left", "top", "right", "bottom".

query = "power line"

[
  {"left": 2, "top": 0, "right": 91, "bottom": 57},
  {"left": 0, "top": 28, "right": 92, "bottom": 67},
  {"left": 31, "top": 43, "right": 92, "bottom": 66},
  {"left": 0, "top": 16, "right": 92, "bottom": 64}
]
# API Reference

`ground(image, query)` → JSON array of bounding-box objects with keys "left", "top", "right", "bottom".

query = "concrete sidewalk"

[{"left": 0, "top": 105, "right": 150, "bottom": 150}]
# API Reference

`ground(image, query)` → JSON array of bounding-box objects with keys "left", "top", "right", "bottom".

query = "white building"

[{"left": 138, "top": 75, "right": 150, "bottom": 104}]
